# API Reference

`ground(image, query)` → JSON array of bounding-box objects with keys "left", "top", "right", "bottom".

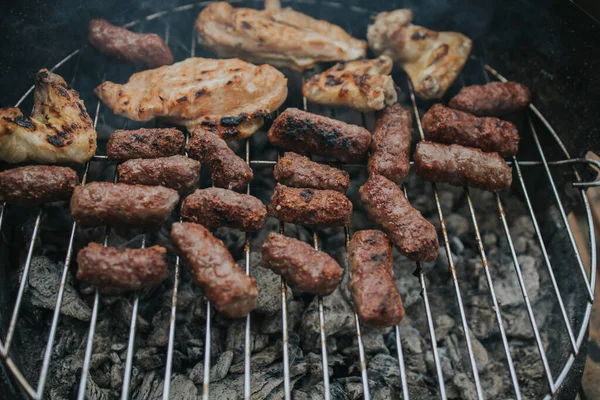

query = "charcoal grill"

[{"left": 0, "top": 1, "right": 599, "bottom": 399}]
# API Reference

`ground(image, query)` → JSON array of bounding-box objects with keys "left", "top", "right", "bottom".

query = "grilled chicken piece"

[
  {"left": 367, "top": 9, "right": 472, "bottom": 100},
  {"left": 95, "top": 58, "right": 287, "bottom": 140},
  {"left": 195, "top": 1, "right": 366, "bottom": 72},
  {"left": 302, "top": 56, "right": 397, "bottom": 112},
  {"left": 0, "top": 69, "right": 97, "bottom": 164}
]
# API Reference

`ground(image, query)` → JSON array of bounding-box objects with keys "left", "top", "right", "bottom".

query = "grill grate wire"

[{"left": 0, "top": 2, "right": 597, "bottom": 400}]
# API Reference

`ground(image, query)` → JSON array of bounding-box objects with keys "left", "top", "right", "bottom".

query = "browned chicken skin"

[
  {"left": 186, "top": 128, "right": 253, "bottom": 191},
  {"left": 273, "top": 152, "right": 349, "bottom": 193},
  {"left": 76, "top": 243, "right": 168, "bottom": 294},
  {"left": 117, "top": 155, "right": 200, "bottom": 194},
  {"left": 268, "top": 108, "right": 371, "bottom": 163},
  {"left": 88, "top": 18, "right": 173, "bottom": 68},
  {"left": 261, "top": 232, "right": 343, "bottom": 296},
  {"left": 368, "top": 104, "right": 413, "bottom": 184},
  {"left": 302, "top": 56, "right": 397, "bottom": 112},
  {"left": 0, "top": 166, "right": 78, "bottom": 205},
  {"left": 0, "top": 70, "right": 97, "bottom": 164},
  {"left": 95, "top": 58, "right": 287, "bottom": 139},
  {"left": 171, "top": 222, "right": 258, "bottom": 318},
  {"left": 70, "top": 182, "right": 179, "bottom": 229},
  {"left": 414, "top": 141, "right": 513, "bottom": 192},
  {"left": 348, "top": 230, "right": 405, "bottom": 327},
  {"left": 195, "top": 1, "right": 366, "bottom": 72},
  {"left": 106, "top": 128, "right": 185, "bottom": 161},
  {"left": 268, "top": 183, "right": 352, "bottom": 228},
  {"left": 422, "top": 104, "right": 520, "bottom": 157},
  {"left": 367, "top": 9, "right": 472, "bottom": 100},
  {"left": 181, "top": 188, "right": 267, "bottom": 232},
  {"left": 359, "top": 174, "right": 439, "bottom": 262},
  {"left": 449, "top": 82, "right": 531, "bottom": 117}
]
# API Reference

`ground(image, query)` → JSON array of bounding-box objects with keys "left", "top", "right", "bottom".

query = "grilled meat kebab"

[
  {"left": 414, "top": 141, "right": 513, "bottom": 192},
  {"left": 367, "top": 9, "right": 471, "bottom": 100},
  {"left": 106, "top": 128, "right": 185, "bottom": 161},
  {"left": 268, "top": 108, "right": 371, "bottom": 163},
  {"left": 273, "top": 152, "right": 349, "bottom": 193},
  {"left": 348, "top": 230, "right": 405, "bottom": 327},
  {"left": 171, "top": 222, "right": 258, "bottom": 318},
  {"left": 76, "top": 243, "right": 168, "bottom": 294},
  {"left": 95, "top": 57, "right": 287, "bottom": 139},
  {"left": 269, "top": 184, "right": 352, "bottom": 228},
  {"left": 0, "top": 70, "right": 97, "bottom": 164},
  {"left": 368, "top": 104, "right": 413, "bottom": 184},
  {"left": 449, "top": 81, "right": 531, "bottom": 117},
  {"left": 71, "top": 182, "right": 179, "bottom": 228},
  {"left": 186, "top": 128, "right": 253, "bottom": 191},
  {"left": 0, "top": 166, "right": 78, "bottom": 205},
  {"left": 88, "top": 18, "right": 173, "bottom": 68},
  {"left": 302, "top": 56, "right": 397, "bottom": 111},
  {"left": 261, "top": 232, "right": 344, "bottom": 296},
  {"left": 422, "top": 104, "right": 520, "bottom": 157},
  {"left": 181, "top": 188, "right": 267, "bottom": 232},
  {"left": 117, "top": 155, "right": 200, "bottom": 194},
  {"left": 359, "top": 174, "right": 439, "bottom": 261},
  {"left": 195, "top": 1, "right": 366, "bottom": 72}
]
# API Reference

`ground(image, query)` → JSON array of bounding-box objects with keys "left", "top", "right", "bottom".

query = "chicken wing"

[
  {"left": 0, "top": 69, "right": 97, "bottom": 164},
  {"left": 302, "top": 56, "right": 397, "bottom": 111},
  {"left": 195, "top": 1, "right": 367, "bottom": 72},
  {"left": 367, "top": 9, "right": 471, "bottom": 100},
  {"left": 95, "top": 57, "right": 287, "bottom": 140}
]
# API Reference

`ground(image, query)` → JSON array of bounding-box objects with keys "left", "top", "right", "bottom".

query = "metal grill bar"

[
  {"left": 279, "top": 221, "right": 292, "bottom": 400},
  {"left": 243, "top": 138, "right": 253, "bottom": 399},
  {"left": 408, "top": 80, "right": 484, "bottom": 400},
  {"left": 121, "top": 261, "right": 144, "bottom": 400}
]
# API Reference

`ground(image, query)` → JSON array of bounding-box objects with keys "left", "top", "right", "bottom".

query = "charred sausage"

[
  {"left": 117, "top": 155, "right": 200, "bottom": 194},
  {"left": 268, "top": 183, "right": 352, "bottom": 228},
  {"left": 106, "top": 128, "right": 185, "bottom": 161},
  {"left": 414, "top": 141, "right": 512, "bottom": 192},
  {"left": 88, "top": 19, "right": 173, "bottom": 68},
  {"left": 348, "top": 230, "right": 405, "bottom": 327},
  {"left": 0, "top": 166, "right": 78, "bottom": 205},
  {"left": 181, "top": 188, "right": 267, "bottom": 232},
  {"left": 422, "top": 103, "right": 519, "bottom": 157},
  {"left": 186, "top": 128, "right": 253, "bottom": 191},
  {"left": 267, "top": 108, "right": 371, "bottom": 163},
  {"left": 359, "top": 174, "right": 438, "bottom": 261},
  {"left": 273, "top": 152, "right": 349, "bottom": 193},
  {"left": 261, "top": 232, "right": 344, "bottom": 296},
  {"left": 448, "top": 81, "right": 531, "bottom": 117},
  {"left": 76, "top": 242, "right": 168, "bottom": 294},
  {"left": 368, "top": 104, "right": 413, "bottom": 184},
  {"left": 171, "top": 222, "right": 258, "bottom": 318},
  {"left": 71, "top": 182, "right": 179, "bottom": 228}
]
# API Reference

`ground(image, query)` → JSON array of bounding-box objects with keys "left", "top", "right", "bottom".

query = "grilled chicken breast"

[
  {"left": 95, "top": 57, "right": 287, "bottom": 140},
  {"left": 367, "top": 9, "right": 471, "bottom": 100},
  {"left": 302, "top": 56, "right": 397, "bottom": 111},
  {"left": 0, "top": 69, "right": 97, "bottom": 164},
  {"left": 195, "top": 1, "right": 367, "bottom": 72}
]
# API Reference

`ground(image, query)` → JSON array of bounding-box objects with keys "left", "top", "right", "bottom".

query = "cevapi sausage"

[
  {"left": 70, "top": 182, "right": 179, "bottom": 228},
  {"left": 448, "top": 81, "right": 531, "bottom": 117},
  {"left": 348, "top": 230, "right": 405, "bottom": 327},
  {"left": 181, "top": 188, "right": 267, "bottom": 231},
  {"left": 267, "top": 108, "right": 371, "bottom": 163},
  {"left": 117, "top": 155, "right": 200, "bottom": 194},
  {"left": 422, "top": 103, "right": 519, "bottom": 157},
  {"left": 76, "top": 243, "right": 168, "bottom": 294},
  {"left": 268, "top": 183, "right": 352, "bottom": 228},
  {"left": 359, "top": 174, "right": 439, "bottom": 261},
  {"left": 273, "top": 152, "right": 349, "bottom": 193},
  {"left": 0, "top": 165, "right": 78, "bottom": 205},
  {"left": 414, "top": 141, "right": 512, "bottom": 192},
  {"left": 171, "top": 222, "right": 258, "bottom": 318},
  {"left": 106, "top": 128, "right": 185, "bottom": 161},
  {"left": 261, "top": 232, "right": 344, "bottom": 295}
]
